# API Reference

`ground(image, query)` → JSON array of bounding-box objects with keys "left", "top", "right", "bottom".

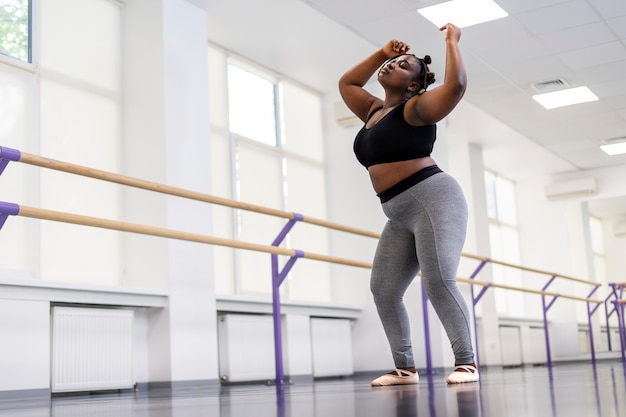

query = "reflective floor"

[{"left": 1, "top": 360, "right": 625, "bottom": 417}]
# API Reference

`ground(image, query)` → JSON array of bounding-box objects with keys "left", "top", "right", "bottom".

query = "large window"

[
  {"left": 38, "top": 0, "right": 122, "bottom": 285},
  {"left": 485, "top": 171, "right": 523, "bottom": 317},
  {"left": 227, "top": 63, "right": 278, "bottom": 147},
  {"left": 209, "top": 46, "right": 330, "bottom": 302},
  {"left": 0, "top": 0, "right": 31, "bottom": 62}
]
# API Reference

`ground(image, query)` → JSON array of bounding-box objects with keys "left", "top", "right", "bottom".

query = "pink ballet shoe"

[
  {"left": 446, "top": 364, "right": 479, "bottom": 384},
  {"left": 371, "top": 368, "right": 419, "bottom": 387}
]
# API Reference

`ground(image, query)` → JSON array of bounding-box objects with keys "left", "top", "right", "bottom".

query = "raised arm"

[
  {"left": 406, "top": 24, "right": 467, "bottom": 125},
  {"left": 339, "top": 40, "right": 411, "bottom": 122}
]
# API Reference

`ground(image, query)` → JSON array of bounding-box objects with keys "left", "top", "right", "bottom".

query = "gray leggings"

[{"left": 370, "top": 171, "right": 474, "bottom": 368}]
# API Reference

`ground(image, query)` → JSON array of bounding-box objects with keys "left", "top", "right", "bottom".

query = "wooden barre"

[
  {"left": 460, "top": 253, "right": 598, "bottom": 287},
  {"left": 8, "top": 204, "right": 604, "bottom": 304},
  {"left": 2, "top": 148, "right": 601, "bottom": 287},
  {"left": 16, "top": 205, "right": 373, "bottom": 270},
  {"left": 15, "top": 151, "right": 379, "bottom": 239},
  {"left": 456, "top": 277, "right": 602, "bottom": 304}
]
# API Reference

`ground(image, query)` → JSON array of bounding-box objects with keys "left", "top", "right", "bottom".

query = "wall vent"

[{"left": 531, "top": 78, "right": 568, "bottom": 92}]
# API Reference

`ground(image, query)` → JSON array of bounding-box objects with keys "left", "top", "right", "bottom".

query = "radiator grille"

[{"left": 51, "top": 306, "right": 134, "bottom": 393}]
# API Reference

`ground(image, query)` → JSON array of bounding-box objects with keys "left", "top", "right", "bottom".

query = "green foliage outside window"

[{"left": 0, "top": 0, "right": 30, "bottom": 62}]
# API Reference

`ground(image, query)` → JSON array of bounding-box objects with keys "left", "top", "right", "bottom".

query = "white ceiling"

[{"left": 206, "top": 0, "right": 626, "bottom": 218}]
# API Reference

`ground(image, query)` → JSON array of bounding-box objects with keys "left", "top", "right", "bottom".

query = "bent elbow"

[{"left": 452, "top": 76, "right": 467, "bottom": 99}]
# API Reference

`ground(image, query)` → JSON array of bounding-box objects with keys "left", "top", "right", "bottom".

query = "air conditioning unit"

[
  {"left": 544, "top": 178, "right": 597, "bottom": 200},
  {"left": 333, "top": 101, "right": 360, "bottom": 127},
  {"left": 613, "top": 221, "right": 626, "bottom": 237}
]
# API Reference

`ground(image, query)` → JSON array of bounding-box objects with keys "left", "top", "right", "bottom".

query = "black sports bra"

[{"left": 353, "top": 102, "right": 436, "bottom": 168}]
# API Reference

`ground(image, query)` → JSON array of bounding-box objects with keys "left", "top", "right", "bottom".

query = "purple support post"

[
  {"left": 0, "top": 202, "right": 20, "bottom": 231},
  {"left": 611, "top": 283, "right": 626, "bottom": 362},
  {"left": 270, "top": 214, "right": 304, "bottom": 385},
  {"left": 613, "top": 299, "right": 626, "bottom": 362},
  {"left": 0, "top": 146, "right": 21, "bottom": 176},
  {"left": 541, "top": 275, "right": 558, "bottom": 368},
  {"left": 468, "top": 258, "right": 490, "bottom": 369},
  {"left": 421, "top": 279, "right": 432, "bottom": 375},
  {"left": 469, "top": 259, "right": 490, "bottom": 279},
  {"left": 586, "top": 286, "right": 601, "bottom": 366},
  {"left": 421, "top": 258, "right": 491, "bottom": 374},
  {"left": 605, "top": 293, "right": 616, "bottom": 352},
  {"left": 471, "top": 282, "right": 492, "bottom": 369},
  {"left": 615, "top": 301, "right": 626, "bottom": 363}
]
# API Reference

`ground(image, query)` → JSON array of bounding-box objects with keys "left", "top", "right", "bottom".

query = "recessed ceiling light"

[
  {"left": 532, "top": 86, "right": 598, "bottom": 110},
  {"left": 600, "top": 137, "right": 626, "bottom": 156},
  {"left": 417, "top": 0, "right": 508, "bottom": 28}
]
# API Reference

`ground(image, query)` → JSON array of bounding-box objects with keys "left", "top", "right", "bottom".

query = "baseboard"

[
  {"left": 0, "top": 388, "right": 50, "bottom": 401},
  {"left": 136, "top": 379, "right": 220, "bottom": 392}
]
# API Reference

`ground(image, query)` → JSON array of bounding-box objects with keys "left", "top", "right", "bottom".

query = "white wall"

[
  {"left": 0, "top": 300, "right": 49, "bottom": 392},
  {"left": 605, "top": 225, "right": 626, "bottom": 283},
  {"left": 122, "top": 0, "right": 218, "bottom": 383}
]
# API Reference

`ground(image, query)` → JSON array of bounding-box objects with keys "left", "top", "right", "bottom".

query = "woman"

[{"left": 338, "top": 23, "right": 478, "bottom": 386}]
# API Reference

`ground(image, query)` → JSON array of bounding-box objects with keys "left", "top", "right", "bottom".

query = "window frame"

[
  {"left": 0, "top": 0, "right": 33, "bottom": 66},
  {"left": 226, "top": 57, "right": 282, "bottom": 148},
  {"left": 484, "top": 170, "right": 524, "bottom": 318},
  {"left": 212, "top": 49, "right": 329, "bottom": 300}
]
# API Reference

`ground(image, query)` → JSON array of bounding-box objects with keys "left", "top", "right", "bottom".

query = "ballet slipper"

[
  {"left": 446, "top": 364, "right": 479, "bottom": 384},
  {"left": 371, "top": 368, "right": 419, "bottom": 387}
]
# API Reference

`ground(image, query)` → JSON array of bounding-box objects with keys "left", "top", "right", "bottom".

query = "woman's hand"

[
  {"left": 382, "top": 39, "right": 411, "bottom": 58},
  {"left": 439, "top": 23, "right": 462, "bottom": 43},
  {"left": 406, "top": 22, "right": 466, "bottom": 125}
]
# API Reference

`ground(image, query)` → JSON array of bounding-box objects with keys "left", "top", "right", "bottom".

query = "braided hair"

[{"left": 415, "top": 55, "right": 436, "bottom": 95}]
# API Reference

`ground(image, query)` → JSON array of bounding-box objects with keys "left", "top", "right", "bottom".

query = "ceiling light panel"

[
  {"left": 600, "top": 137, "right": 626, "bottom": 156},
  {"left": 417, "top": 0, "right": 508, "bottom": 28},
  {"left": 532, "top": 86, "right": 599, "bottom": 110},
  {"left": 600, "top": 142, "right": 626, "bottom": 156}
]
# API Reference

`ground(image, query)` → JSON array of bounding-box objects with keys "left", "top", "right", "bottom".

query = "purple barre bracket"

[
  {"left": 270, "top": 215, "right": 305, "bottom": 386},
  {"left": 0, "top": 202, "right": 20, "bottom": 231},
  {"left": 586, "top": 286, "right": 601, "bottom": 363},
  {"left": 0, "top": 147, "right": 21, "bottom": 176}
]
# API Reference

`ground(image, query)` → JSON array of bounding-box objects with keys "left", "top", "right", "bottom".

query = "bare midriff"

[{"left": 368, "top": 156, "right": 436, "bottom": 194}]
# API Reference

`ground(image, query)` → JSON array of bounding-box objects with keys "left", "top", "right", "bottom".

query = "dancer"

[{"left": 338, "top": 23, "right": 478, "bottom": 386}]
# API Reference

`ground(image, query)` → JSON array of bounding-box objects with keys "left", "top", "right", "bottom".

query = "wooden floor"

[{"left": 1, "top": 359, "right": 625, "bottom": 416}]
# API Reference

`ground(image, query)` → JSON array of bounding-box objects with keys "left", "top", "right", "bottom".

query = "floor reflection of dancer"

[{"left": 338, "top": 23, "right": 479, "bottom": 386}]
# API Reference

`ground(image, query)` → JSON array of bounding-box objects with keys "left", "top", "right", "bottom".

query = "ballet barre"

[
  {"left": 0, "top": 145, "right": 611, "bottom": 383},
  {"left": 0, "top": 146, "right": 379, "bottom": 239},
  {"left": 456, "top": 255, "right": 602, "bottom": 369}
]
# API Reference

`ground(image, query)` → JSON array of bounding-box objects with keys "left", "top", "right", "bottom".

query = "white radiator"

[
  {"left": 310, "top": 318, "right": 353, "bottom": 377},
  {"left": 217, "top": 313, "right": 275, "bottom": 382},
  {"left": 499, "top": 326, "right": 522, "bottom": 366},
  {"left": 51, "top": 306, "right": 134, "bottom": 393}
]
